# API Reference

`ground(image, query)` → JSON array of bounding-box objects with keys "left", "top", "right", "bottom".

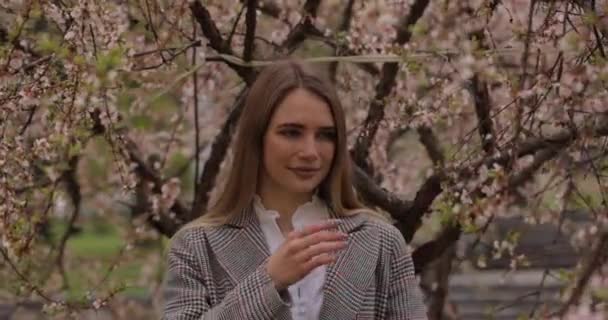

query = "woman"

[{"left": 162, "top": 60, "right": 428, "bottom": 320}]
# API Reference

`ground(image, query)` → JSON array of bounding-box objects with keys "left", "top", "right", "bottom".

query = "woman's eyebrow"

[
  {"left": 318, "top": 126, "right": 336, "bottom": 131},
  {"left": 276, "top": 123, "right": 304, "bottom": 130},
  {"left": 276, "top": 123, "right": 336, "bottom": 130}
]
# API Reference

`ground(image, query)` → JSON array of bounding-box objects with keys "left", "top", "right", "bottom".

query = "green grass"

[
  {"left": 67, "top": 229, "right": 125, "bottom": 258},
  {"left": 47, "top": 218, "right": 155, "bottom": 300}
]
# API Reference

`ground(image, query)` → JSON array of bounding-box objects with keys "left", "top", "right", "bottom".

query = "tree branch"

[
  {"left": 280, "top": 0, "right": 324, "bottom": 52},
  {"left": 412, "top": 223, "right": 461, "bottom": 274},
  {"left": 127, "top": 142, "right": 186, "bottom": 236},
  {"left": 507, "top": 147, "right": 559, "bottom": 191},
  {"left": 19, "top": 105, "right": 38, "bottom": 135},
  {"left": 303, "top": 0, "right": 322, "bottom": 18},
  {"left": 427, "top": 244, "right": 457, "bottom": 320},
  {"left": 554, "top": 231, "right": 608, "bottom": 317},
  {"left": 286, "top": 23, "right": 380, "bottom": 76},
  {"left": 190, "top": 0, "right": 255, "bottom": 83},
  {"left": 329, "top": 0, "right": 357, "bottom": 81},
  {"left": 467, "top": 120, "right": 608, "bottom": 179},
  {"left": 400, "top": 173, "right": 443, "bottom": 243},
  {"left": 417, "top": 125, "right": 445, "bottom": 166},
  {"left": 243, "top": 0, "right": 258, "bottom": 61},
  {"left": 192, "top": 22, "right": 202, "bottom": 213},
  {"left": 467, "top": 74, "right": 496, "bottom": 154},
  {"left": 55, "top": 155, "right": 81, "bottom": 290},
  {"left": 353, "top": 164, "right": 411, "bottom": 215},
  {"left": 352, "top": 0, "right": 431, "bottom": 172},
  {"left": 89, "top": 109, "right": 186, "bottom": 236},
  {"left": 227, "top": 4, "right": 247, "bottom": 47},
  {"left": 281, "top": 16, "right": 324, "bottom": 53},
  {"left": 408, "top": 119, "right": 608, "bottom": 271},
  {"left": 191, "top": 89, "right": 249, "bottom": 219}
]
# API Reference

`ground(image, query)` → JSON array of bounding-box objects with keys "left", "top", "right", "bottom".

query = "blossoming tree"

[{"left": 1, "top": 0, "right": 607, "bottom": 318}]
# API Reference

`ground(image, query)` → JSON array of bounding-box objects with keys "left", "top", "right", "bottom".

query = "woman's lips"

[{"left": 289, "top": 168, "right": 319, "bottom": 179}]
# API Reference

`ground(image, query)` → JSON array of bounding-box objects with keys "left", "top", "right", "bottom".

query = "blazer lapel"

[
  {"left": 205, "top": 206, "right": 270, "bottom": 284},
  {"left": 319, "top": 211, "right": 380, "bottom": 319}
]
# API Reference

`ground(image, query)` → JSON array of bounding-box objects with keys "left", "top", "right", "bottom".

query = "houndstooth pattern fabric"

[{"left": 161, "top": 206, "right": 428, "bottom": 319}]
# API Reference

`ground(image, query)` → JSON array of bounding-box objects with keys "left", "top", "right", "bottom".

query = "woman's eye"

[
  {"left": 280, "top": 129, "right": 300, "bottom": 138},
  {"left": 319, "top": 131, "right": 336, "bottom": 141}
]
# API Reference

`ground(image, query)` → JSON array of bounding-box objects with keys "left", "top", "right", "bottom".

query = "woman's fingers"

[
  {"left": 268, "top": 219, "right": 347, "bottom": 290},
  {"left": 303, "top": 253, "right": 336, "bottom": 271},
  {"left": 293, "top": 229, "right": 347, "bottom": 251},
  {"left": 287, "top": 219, "right": 341, "bottom": 239},
  {"left": 297, "top": 240, "right": 347, "bottom": 262}
]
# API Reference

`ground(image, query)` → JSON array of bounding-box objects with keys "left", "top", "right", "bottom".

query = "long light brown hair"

[{"left": 186, "top": 60, "right": 367, "bottom": 228}]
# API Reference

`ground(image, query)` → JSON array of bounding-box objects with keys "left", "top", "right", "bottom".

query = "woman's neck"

[{"left": 257, "top": 188, "right": 313, "bottom": 235}]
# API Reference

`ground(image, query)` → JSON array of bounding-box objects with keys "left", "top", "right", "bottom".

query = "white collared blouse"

[{"left": 253, "top": 195, "right": 329, "bottom": 320}]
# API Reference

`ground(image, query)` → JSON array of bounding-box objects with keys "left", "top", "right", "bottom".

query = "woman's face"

[{"left": 259, "top": 88, "right": 336, "bottom": 198}]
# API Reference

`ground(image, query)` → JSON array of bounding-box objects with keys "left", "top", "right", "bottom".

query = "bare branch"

[
  {"left": 131, "top": 41, "right": 202, "bottom": 58},
  {"left": 400, "top": 173, "right": 443, "bottom": 243},
  {"left": 190, "top": 0, "right": 255, "bottom": 83},
  {"left": 243, "top": 0, "right": 258, "bottom": 61},
  {"left": 192, "top": 22, "right": 202, "bottom": 211},
  {"left": 227, "top": 4, "right": 247, "bottom": 47},
  {"left": 280, "top": 0, "right": 325, "bottom": 52},
  {"left": 0, "top": 246, "right": 57, "bottom": 304},
  {"left": 466, "top": 74, "right": 496, "bottom": 154},
  {"left": 281, "top": 16, "right": 324, "bottom": 53},
  {"left": 426, "top": 244, "right": 457, "bottom": 320},
  {"left": 507, "top": 147, "right": 559, "bottom": 191},
  {"left": 513, "top": 0, "right": 537, "bottom": 141},
  {"left": 55, "top": 155, "right": 81, "bottom": 290},
  {"left": 127, "top": 143, "right": 186, "bottom": 236},
  {"left": 191, "top": 89, "right": 249, "bottom": 219},
  {"left": 19, "top": 106, "right": 38, "bottom": 135},
  {"left": 303, "top": 0, "right": 322, "bottom": 18},
  {"left": 353, "top": 164, "right": 411, "bottom": 215},
  {"left": 417, "top": 126, "right": 445, "bottom": 166},
  {"left": 329, "top": 0, "right": 357, "bottom": 81},
  {"left": 412, "top": 224, "right": 461, "bottom": 274},
  {"left": 554, "top": 231, "right": 608, "bottom": 317}
]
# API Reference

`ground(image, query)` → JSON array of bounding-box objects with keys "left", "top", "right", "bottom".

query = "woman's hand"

[{"left": 266, "top": 220, "right": 348, "bottom": 291}]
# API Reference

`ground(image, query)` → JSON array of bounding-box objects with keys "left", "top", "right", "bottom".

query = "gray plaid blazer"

[{"left": 162, "top": 206, "right": 428, "bottom": 320}]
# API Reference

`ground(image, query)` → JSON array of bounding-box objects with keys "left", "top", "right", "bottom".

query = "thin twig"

[
  {"left": 192, "top": 21, "right": 202, "bottom": 210},
  {"left": 227, "top": 4, "right": 247, "bottom": 47},
  {"left": 19, "top": 106, "right": 38, "bottom": 135}
]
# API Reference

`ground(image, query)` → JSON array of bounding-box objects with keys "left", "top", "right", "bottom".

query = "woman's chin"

[{"left": 284, "top": 181, "right": 319, "bottom": 195}]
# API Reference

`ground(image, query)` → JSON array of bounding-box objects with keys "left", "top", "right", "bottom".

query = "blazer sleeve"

[
  {"left": 385, "top": 227, "right": 428, "bottom": 320},
  {"left": 162, "top": 228, "right": 292, "bottom": 320}
]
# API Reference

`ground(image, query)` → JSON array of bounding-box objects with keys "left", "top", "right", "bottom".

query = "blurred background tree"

[{"left": 1, "top": 0, "right": 607, "bottom": 319}]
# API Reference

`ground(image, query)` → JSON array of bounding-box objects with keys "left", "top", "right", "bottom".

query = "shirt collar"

[{"left": 253, "top": 193, "right": 328, "bottom": 227}]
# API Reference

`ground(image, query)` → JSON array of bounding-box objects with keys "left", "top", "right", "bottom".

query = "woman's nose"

[{"left": 298, "top": 136, "right": 319, "bottom": 158}]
